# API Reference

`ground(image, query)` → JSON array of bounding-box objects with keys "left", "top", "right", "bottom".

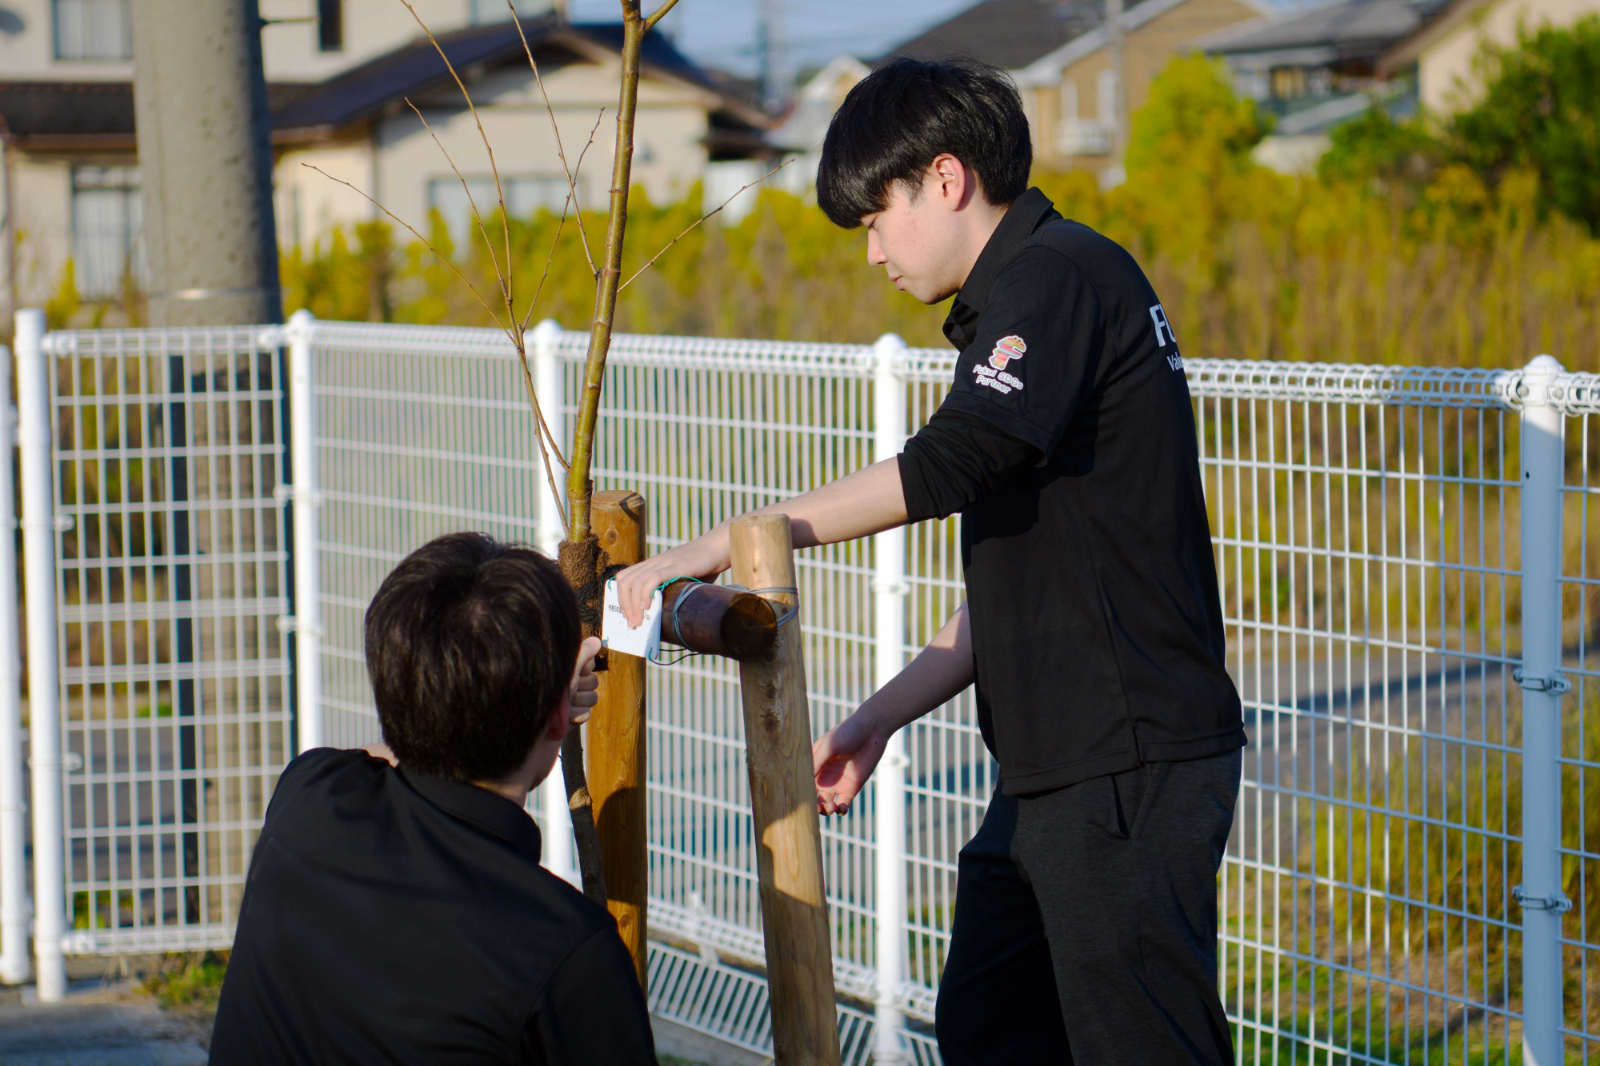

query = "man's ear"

[
  {"left": 929, "top": 153, "right": 970, "bottom": 210},
  {"left": 544, "top": 696, "right": 573, "bottom": 741}
]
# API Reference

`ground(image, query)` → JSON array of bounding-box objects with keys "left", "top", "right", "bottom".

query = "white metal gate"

[{"left": 7, "top": 310, "right": 1600, "bottom": 1065}]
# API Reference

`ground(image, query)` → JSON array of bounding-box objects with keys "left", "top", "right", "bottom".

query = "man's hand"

[
  {"left": 614, "top": 529, "right": 731, "bottom": 627},
  {"left": 616, "top": 459, "right": 911, "bottom": 628},
  {"left": 568, "top": 636, "right": 604, "bottom": 724},
  {"left": 813, "top": 711, "right": 891, "bottom": 816}
]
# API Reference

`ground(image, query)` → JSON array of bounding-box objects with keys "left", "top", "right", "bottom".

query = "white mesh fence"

[
  {"left": 1556, "top": 381, "right": 1600, "bottom": 1061},
  {"left": 39, "top": 325, "right": 292, "bottom": 955},
  {"left": 15, "top": 316, "right": 1600, "bottom": 1065}
]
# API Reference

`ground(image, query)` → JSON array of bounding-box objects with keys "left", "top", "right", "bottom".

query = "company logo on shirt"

[
  {"left": 972, "top": 362, "right": 1025, "bottom": 395},
  {"left": 1149, "top": 305, "right": 1177, "bottom": 348},
  {"left": 989, "top": 335, "right": 1026, "bottom": 370}
]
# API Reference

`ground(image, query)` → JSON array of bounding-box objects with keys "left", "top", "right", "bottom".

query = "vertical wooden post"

[
  {"left": 588, "top": 490, "right": 649, "bottom": 987},
  {"left": 729, "top": 515, "right": 841, "bottom": 1066}
]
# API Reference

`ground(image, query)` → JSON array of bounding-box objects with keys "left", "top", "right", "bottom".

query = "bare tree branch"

[
  {"left": 619, "top": 159, "right": 793, "bottom": 291},
  {"left": 513, "top": 106, "right": 606, "bottom": 479},
  {"left": 643, "top": 0, "right": 683, "bottom": 31},
  {"left": 398, "top": 0, "right": 515, "bottom": 315},
  {"left": 405, "top": 98, "right": 507, "bottom": 290},
  {"left": 301, "top": 164, "right": 510, "bottom": 333},
  {"left": 521, "top": 107, "right": 606, "bottom": 337},
  {"left": 508, "top": 3, "right": 599, "bottom": 278}
]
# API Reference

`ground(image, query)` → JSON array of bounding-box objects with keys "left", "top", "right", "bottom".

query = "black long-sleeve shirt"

[
  {"left": 210, "top": 749, "right": 657, "bottom": 1065},
  {"left": 896, "top": 187, "right": 1244, "bottom": 795}
]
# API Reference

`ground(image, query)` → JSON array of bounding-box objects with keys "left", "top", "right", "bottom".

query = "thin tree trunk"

[
  {"left": 558, "top": 0, "right": 647, "bottom": 907},
  {"left": 566, "top": 4, "right": 644, "bottom": 541}
]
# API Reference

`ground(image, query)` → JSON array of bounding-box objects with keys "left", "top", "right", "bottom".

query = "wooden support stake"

[
  {"left": 588, "top": 490, "right": 649, "bottom": 987},
  {"left": 660, "top": 579, "right": 778, "bottom": 660},
  {"left": 728, "top": 515, "right": 842, "bottom": 1066}
]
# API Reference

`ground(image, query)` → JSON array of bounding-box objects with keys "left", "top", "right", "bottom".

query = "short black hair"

[
  {"left": 364, "top": 532, "right": 580, "bottom": 782},
  {"left": 816, "top": 56, "right": 1032, "bottom": 229}
]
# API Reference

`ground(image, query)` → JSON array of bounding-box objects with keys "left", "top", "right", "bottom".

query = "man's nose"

[{"left": 866, "top": 231, "right": 887, "bottom": 266}]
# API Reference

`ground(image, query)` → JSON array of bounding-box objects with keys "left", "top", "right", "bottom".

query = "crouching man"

[{"left": 210, "top": 532, "right": 654, "bottom": 1064}]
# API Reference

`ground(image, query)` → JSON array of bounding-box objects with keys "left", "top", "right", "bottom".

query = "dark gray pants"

[{"left": 934, "top": 749, "right": 1242, "bottom": 1065}]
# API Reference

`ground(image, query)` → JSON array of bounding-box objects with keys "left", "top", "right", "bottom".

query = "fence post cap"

[
  {"left": 1524, "top": 353, "right": 1563, "bottom": 376},
  {"left": 13, "top": 309, "right": 45, "bottom": 345},
  {"left": 285, "top": 308, "right": 317, "bottom": 344},
  {"left": 871, "top": 333, "right": 906, "bottom": 376}
]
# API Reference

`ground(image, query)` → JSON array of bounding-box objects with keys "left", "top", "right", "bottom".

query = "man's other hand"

[
  {"left": 614, "top": 531, "right": 731, "bottom": 627},
  {"left": 568, "top": 636, "right": 603, "bottom": 724},
  {"left": 812, "top": 711, "right": 890, "bottom": 816}
]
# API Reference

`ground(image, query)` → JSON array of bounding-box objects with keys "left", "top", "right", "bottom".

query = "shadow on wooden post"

[
  {"left": 588, "top": 489, "right": 649, "bottom": 987},
  {"left": 729, "top": 514, "right": 843, "bottom": 1066}
]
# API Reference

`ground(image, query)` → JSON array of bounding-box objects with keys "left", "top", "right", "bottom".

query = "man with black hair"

[
  {"left": 210, "top": 532, "right": 654, "bottom": 1065},
  {"left": 618, "top": 56, "right": 1242, "bottom": 1064}
]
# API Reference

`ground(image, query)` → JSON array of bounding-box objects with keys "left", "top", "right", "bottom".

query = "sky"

[{"left": 567, "top": 0, "right": 977, "bottom": 79}]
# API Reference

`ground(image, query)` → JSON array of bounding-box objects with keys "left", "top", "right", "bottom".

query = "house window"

[
  {"left": 53, "top": 0, "right": 131, "bottom": 61},
  {"left": 1096, "top": 69, "right": 1117, "bottom": 126},
  {"left": 318, "top": 0, "right": 344, "bottom": 52},
  {"left": 1270, "top": 66, "right": 1307, "bottom": 99},
  {"left": 427, "top": 176, "right": 576, "bottom": 241},
  {"left": 71, "top": 167, "right": 145, "bottom": 298},
  {"left": 469, "top": 0, "right": 549, "bottom": 23},
  {"left": 1232, "top": 69, "right": 1270, "bottom": 101},
  {"left": 1059, "top": 78, "right": 1079, "bottom": 121}
]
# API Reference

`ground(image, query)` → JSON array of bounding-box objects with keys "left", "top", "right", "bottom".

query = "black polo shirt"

[
  {"left": 898, "top": 187, "right": 1244, "bottom": 796},
  {"left": 210, "top": 749, "right": 656, "bottom": 1065}
]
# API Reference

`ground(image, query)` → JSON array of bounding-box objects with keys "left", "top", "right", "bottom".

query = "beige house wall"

[
  {"left": 1032, "top": 0, "right": 1260, "bottom": 174},
  {"left": 0, "top": 0, "right": 499, "bottom": 83},
  {"left": 275, "top": 140, "right": 379, "bottom": 251},
  {"left": 370, "top": 55, "right": 713, "bottom": 237},
  {"left": 1416, "top": 0, "right": 1600, "bottom": 110},
  {"left": 258, "top": 0, "right": 484, "bottom": 82},
  {"left": 0, "top": 0, "right": 132, "bottom": 80},
  {"left": 0, "top": 149, "right": 111, "bottom": 309},
  {"left": 5, "top": 37, "right": 728, "bottom": 317}
]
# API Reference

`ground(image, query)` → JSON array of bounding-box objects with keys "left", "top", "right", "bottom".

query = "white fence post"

[
  {"left": 1517, "top": 353, "right": 1569, "bottom": 1066},
  {"left": 533, "top": 319, "right": 576, "bottom": 886},
  {"left": 286, "top": 310, "right": 324, "bottom": 754},
  {"left": 871, "top": 333, "right": 910, "bottom": 1064},
  {"left": 16, "top": 309, "right": 64, "bottom": 1002},
  {"left": 0, "top": 342, "right": 27, "bottom": 985}
]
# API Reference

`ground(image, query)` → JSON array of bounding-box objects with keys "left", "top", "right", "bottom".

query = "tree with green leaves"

[{"left": 1451, "top": 14, "right": 1600, "bottom": 234}]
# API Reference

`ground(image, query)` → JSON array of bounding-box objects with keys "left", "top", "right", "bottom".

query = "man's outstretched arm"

[
  {"left": 614, "top": 456, "right": 908, "bottom": 625},
  {"left": 813, "top": 602, "right": 973, "bottom": 815}
]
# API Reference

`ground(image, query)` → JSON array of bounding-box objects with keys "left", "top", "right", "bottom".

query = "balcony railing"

[{"left": 1057, "top": 118, "right": 1112, "bottom": 155}]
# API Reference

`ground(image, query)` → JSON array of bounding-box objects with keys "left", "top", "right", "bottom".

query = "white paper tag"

[{"left": 602, "top": 578, "right": 662, "bottom": 660}]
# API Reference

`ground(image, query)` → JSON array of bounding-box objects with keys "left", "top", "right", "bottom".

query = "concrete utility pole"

[
  {"left": 1104, "top": 0, "right": 1128, "bottom": 187},
  {"left": 131, "top": 0, "right": 282, "bottom": 326},
  {"left": 756, "top": 0, "right": 790, "bottom": 115}
]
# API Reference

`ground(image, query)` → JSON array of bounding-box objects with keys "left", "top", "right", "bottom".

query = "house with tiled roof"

[
  {"left": 1199, "top": 0, "right": 1445, "bottom": 170},
  {"left": 1377, "top": 0, "right": 1600, "bottom": 111},
  {"left": 782, "top": 0, "right": 1268, "bottom": 189},
  {"left": 0, "top": 0, "right": 772, "bottom": 316},
  {"left": 1005, "top": 0, "right": 1271, "bottom": 180}
]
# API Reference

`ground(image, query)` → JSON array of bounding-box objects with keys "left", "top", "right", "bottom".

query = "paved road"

[{"left": 0, "top": 983, "right": 208, "bottom": 1066}]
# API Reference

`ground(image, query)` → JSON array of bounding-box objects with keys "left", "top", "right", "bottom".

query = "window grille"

[
  {"left": 53, "top": 0, "right": 131, "bottom": 61},
  {"left": 70, "top": 166, "right": 145, "bottom": 300}
]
